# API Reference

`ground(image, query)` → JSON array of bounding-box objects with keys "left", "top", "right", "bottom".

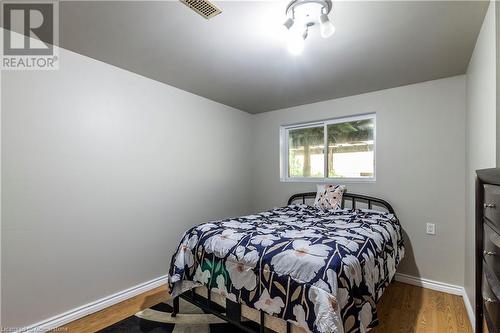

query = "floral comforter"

[{"left": 168, "top": 205, "right": 404, "bottom": 333}]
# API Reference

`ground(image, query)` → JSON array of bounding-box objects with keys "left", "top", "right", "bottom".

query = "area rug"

[{"left": 98, "top": 298, "right": 251, "bottom": 333}]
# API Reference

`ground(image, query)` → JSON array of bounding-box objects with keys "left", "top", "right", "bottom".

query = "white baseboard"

[
  {"left": 18, "top": 275, "right": 168, "bottom": 333},
  {"left": 395, "top": 273, "right": 475, "bottom": 332},
  {"left": 462, "top": 288, "right": 476, "bottom": 332},
  {"left": 395, "top": 273, "right": 463, "bottom": 295}
]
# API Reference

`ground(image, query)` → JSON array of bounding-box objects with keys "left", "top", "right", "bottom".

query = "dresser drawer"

[
  {"left": 483, "top": 270, "right": 500, "bottom": 333},
  {"left": 484, "top": 223, "right": 500, "bottom": 281},
  {"left": 484, "top": 185, "right": 500, "bottom": 227}
]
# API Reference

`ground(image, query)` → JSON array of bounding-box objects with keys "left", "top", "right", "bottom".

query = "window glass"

[
  {"left": 288, "top": 126, "right": 324, "bottom": 178},
  {"left": 281, "top": 114, "right": 376, "bottom": 181},
  {"left": 327, "top": 119, "right": 374, "bottom": 178}
]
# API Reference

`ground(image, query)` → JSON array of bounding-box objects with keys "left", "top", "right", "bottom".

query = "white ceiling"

[{"left": 60, "top": 1, "right": 488, "bottom": 113}]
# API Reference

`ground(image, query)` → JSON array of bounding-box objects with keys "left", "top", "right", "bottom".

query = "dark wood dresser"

[{"left": 476, "top": 168, "right": 500, "bottom": 333}]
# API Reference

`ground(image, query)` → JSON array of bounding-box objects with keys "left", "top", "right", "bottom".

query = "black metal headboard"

[{"left": 287, "top": 192, "right": 395, "bottom": 214}]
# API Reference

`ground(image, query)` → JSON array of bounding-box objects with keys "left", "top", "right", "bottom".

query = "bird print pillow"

[{"left": 314, "top": 184, "right": 346, "bottom": 211}]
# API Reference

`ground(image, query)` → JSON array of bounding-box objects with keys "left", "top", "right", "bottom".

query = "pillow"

[{"left": 314, "top": 184, "right": 346, "bottom": 211}]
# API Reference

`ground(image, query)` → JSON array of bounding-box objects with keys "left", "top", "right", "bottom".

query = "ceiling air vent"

[{"left": 180, "top": 0, "right": 222, "bottom": 19}]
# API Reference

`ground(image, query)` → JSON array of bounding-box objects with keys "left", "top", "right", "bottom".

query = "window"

[{"left": 281, "top": 114, "right": 375, "bottom": 181}]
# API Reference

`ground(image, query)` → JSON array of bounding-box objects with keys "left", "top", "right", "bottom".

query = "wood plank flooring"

[
  {"left": 56, "top": 282, "right": 472, "bottom": 333},
  {"left": 54, "top": 285, "right": 169, "bottom": 333},
  {"left": 372, "top": 282, "right": 472, "bottom": 333}
]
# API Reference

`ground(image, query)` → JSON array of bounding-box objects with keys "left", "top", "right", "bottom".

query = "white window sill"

[{"left": 280, "top": 177, "right": 376, "bottom": 184}]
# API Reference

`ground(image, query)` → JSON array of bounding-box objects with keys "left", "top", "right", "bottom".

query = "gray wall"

[
  {"left": 497, "top": 1, "right": 500, "bottom": 166},
  {"left": 1, "top": 46, "right": 253, "bottom": 327},
  {"left": 465, "top": 0, "right": 497, "bottom": 312},
  {"left": 251, "top": 76, "right": 466, "bottom": 286}
]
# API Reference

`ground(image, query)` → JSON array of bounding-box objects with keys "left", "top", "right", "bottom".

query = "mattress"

[{"left": 168, "top": 204, "right": 404, "bottom": 333}]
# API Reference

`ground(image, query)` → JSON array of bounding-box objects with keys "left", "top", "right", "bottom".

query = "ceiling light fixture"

[{"left": 283, "top": 0, "right": 335, "bottom": 55}]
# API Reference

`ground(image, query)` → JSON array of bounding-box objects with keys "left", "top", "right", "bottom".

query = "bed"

[{"left": 167, "top": 192, "right": 405, "bottom": 333}]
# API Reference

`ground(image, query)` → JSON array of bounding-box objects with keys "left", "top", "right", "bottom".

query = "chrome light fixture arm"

[{"left": 285, "top": 0, "right": 332, "bottom": 17}]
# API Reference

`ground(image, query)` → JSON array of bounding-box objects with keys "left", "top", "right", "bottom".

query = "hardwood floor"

[
  {"left": 372, "top": 282, "right": 472, "bottom": 333},
  {"left": 56, "top": 282, "right": 472, "bottom": 333},
  {"left": 55, "top": 285, "right": 169, "bottom": 333}
]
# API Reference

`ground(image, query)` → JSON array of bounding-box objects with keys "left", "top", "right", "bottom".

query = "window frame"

[{"left": 280, "top": 113, "right": 377, "bottom": 183}]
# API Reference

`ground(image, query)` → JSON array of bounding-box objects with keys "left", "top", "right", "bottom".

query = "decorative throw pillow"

[{"left": 314, "top": 184, "right": 346, "bottom": 211}]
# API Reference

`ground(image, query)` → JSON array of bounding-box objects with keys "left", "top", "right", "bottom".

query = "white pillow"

[{"left": 314, "top": 184, "right": 346, "bottom": 211}]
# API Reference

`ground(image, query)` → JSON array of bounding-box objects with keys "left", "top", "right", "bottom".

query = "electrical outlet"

[{"left": 426, "top": 223, "right": 436, "bottom": 235}]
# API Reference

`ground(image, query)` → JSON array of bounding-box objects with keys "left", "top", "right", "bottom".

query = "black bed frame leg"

[
  {"left": 260, "top": 311, "right": 265, "bottom": 333},
  {"left": 171, "top": 296, "right": 179, "bottom": 317},
  {"left": 286, "top": 320, "right": 291, "bottom": 333}
]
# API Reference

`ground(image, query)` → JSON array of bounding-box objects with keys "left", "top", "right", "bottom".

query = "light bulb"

[
  {"left": 287, "top": 28, "right": 305, "bottom": 55},
  {"left": 287, "top": 35, "right": 304, "bottom": 55},
  {"left": 319, "top": 14, "right": 335, "bottom": 38}
]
